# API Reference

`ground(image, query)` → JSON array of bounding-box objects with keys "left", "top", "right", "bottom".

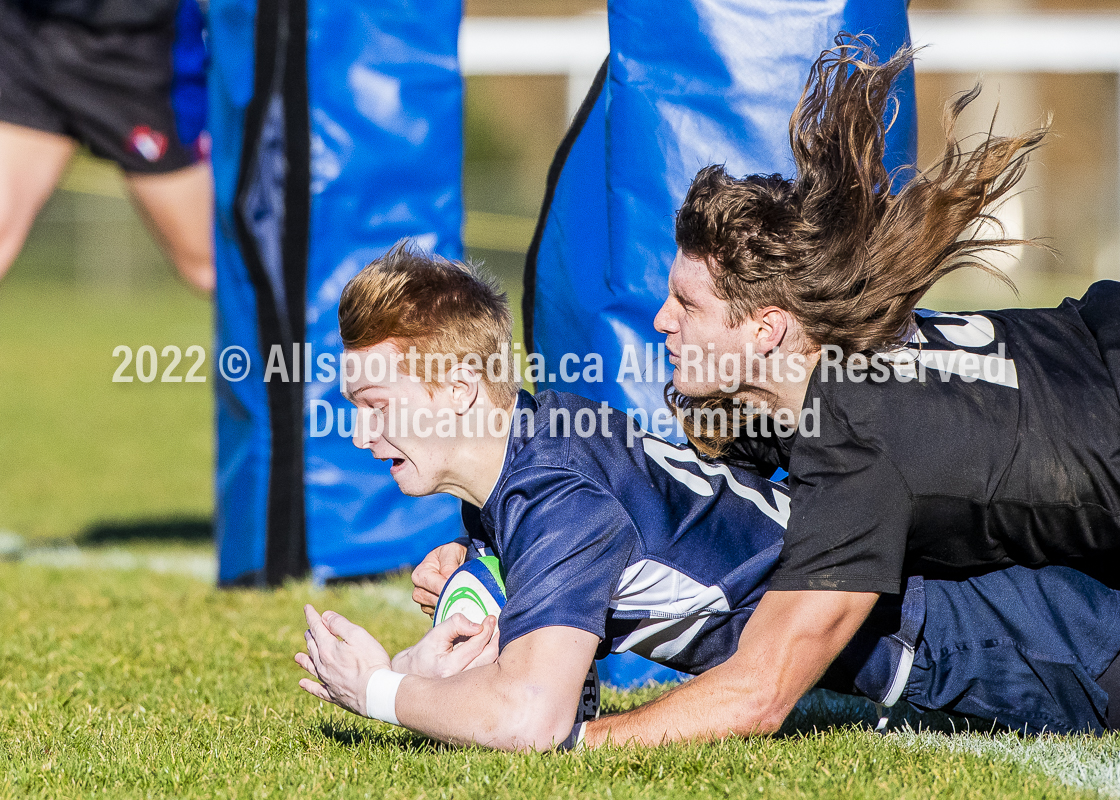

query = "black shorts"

[{"left": 0, "top": 0, "right": 202, "bottom": 174}]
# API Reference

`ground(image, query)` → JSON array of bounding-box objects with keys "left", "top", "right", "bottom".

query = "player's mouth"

[{"left": 376, "top": 453, "right": 409, "bottom": 474}]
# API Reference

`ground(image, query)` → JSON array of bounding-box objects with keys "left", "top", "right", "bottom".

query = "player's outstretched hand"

[
  {"left": 296, "top": 604, "right": 391, "bottom": 716},
  {"left": 411, "top": 542, "right": 468, "bottom": 616},
  {"left": 391, "top": 613, "right": 499, "bottom": 678}
]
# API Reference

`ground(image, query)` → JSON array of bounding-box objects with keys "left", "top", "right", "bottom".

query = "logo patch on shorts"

[
  {"left": 129, "top": 126, "right": 168, "bottom": 162},
  {"left": 192, "top": 131, "right": 212, "bottom": 161}
]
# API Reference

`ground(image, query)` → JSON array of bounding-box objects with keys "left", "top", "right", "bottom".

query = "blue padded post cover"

[
  {"left": 210, "top": 0, "right": 464, "bottom": 585},
  {"left": 170, "top": 0, "right": 208, "bottom": 151},
  {"left": 210, "top": 0, "right": 269, "bottom": 585},
  {"left": 302, "top": 0, "right": 464, "bottom": 583}
]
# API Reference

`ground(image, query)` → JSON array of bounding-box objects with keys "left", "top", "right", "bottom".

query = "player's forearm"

[
  {"left": 393, "top": 665, "right": 575, "bottom": 751},
  {"left": 583, "top": 590, "right": 880, "bottom": 748},
  {"left": 584, "top": 656, "right": 793, "bottom": 746}
]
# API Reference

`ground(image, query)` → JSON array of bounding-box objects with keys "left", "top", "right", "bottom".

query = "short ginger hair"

[{"left": 338, "top": 243, "right": 520, "bottom": 408}]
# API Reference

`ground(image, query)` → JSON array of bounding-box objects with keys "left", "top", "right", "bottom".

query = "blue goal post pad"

[
  {"left": 170, "top": 0, "right": 207, "bottom": 150},
  {"left": 210, "top": 0, "right": 464, "bottom": 585},
  {"left": 526, "top": 0, "right": 915, "bottom": 422}
]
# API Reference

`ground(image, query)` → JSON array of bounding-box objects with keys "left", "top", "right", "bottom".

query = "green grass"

[
  {"left": 0, "top": 281, "right": 213, "bottom": 543},
  {"left": 0, "top": 209, "right": 1115, "bottom": 798},
  {"left": 0, "top": 560, "right": 1107, "bottom": 800}
]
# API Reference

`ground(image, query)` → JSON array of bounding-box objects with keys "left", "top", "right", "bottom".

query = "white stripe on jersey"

[
  {"left": 883, "top": 349, "right": 1019, "bottom": 389},
  {"left": 642, "top": 438, "right": 791, "bottom": 528},
  {"left": 894, "top": 311, "right": 1020, "bottom": 388},
  {"left": 609, "top": 559, "right": 732, "bottom": 661}
]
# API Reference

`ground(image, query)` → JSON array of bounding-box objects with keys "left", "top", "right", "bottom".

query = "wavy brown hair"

[{"left": 672, "top": 35, "right": 1049, "bottom": 457}]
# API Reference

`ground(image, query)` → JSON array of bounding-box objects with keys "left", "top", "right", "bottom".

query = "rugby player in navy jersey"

[
  {"left": 296, "top": 246, "right": 1120, "bottom": 750},
  {"left": 542, "top": 41, "right": 1120, "bottom": 747}
]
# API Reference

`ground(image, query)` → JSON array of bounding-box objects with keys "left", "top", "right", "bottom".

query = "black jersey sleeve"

[
  {"left": 768, "top": 393, "right": 912, "bottom": 594},
  {"left": 488, "top": 467, "right": 637, "bottom": 651}
]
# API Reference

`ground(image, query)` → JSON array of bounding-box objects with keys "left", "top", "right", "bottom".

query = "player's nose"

[
  {"left": 353, "top": 407, "right": 383, "bottom": 449},
  {"left": 653, "top": 297, "right": 679, "bottom": 334}
]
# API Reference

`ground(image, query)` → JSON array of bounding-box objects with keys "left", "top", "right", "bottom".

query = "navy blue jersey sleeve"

[
  {"left": 489, "top": 468, "right": 637, "bottom": 651},
  {"left": 770, "top": 393, "right": 912, "bottom": 595}
]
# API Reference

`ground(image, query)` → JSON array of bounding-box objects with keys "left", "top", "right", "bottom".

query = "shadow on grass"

[
  {"left": 314, "top": 690, "right": 1004, "bottom": 754},
  {"left": 776, "top": 688, "right": 1003, "bottom": 738},
  {"left": 78, "top": 516, "right": 213, "bottom": 545},
  {"left": 323, "top": 567, "right": 414, "bottom": 588},
  {"left": 318, "top": 723, "right": 457, "bottom": 753},
  {"left": 603, "top": 684, "right": 997, "bottom": 739}
]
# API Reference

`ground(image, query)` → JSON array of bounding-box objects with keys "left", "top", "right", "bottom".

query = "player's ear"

[
  {"left": 446, "top": 361, "right": 481, "bottom": 415},
  {"left": 751, "top": 306, "right": 790, "bottom": 355}
]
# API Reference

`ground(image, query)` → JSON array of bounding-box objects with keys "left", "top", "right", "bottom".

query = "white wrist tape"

[{"left": 364, "top": 669, "right": 406, "bottom": 725}]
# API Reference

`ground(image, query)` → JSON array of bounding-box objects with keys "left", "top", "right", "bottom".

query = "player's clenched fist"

[{"left": 411, "top": 542, "right": 468, "bottom": 616}]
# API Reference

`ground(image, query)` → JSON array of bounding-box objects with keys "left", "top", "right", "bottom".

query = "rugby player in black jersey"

[{"left": 519, "top": 39, "right": 1117, "bottom": 746}]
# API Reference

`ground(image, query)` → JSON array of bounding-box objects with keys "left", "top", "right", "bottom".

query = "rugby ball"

[
  {"left": 434, "top": 556, "right": 506, "bottom": 625},
  {"left": 434, "top": 556, "right": 600, "bottom": 722}
]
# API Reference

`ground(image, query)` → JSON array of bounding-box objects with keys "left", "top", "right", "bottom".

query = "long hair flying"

[{"left": 671, "top": 34, "right": 1049, "bottom": 457}]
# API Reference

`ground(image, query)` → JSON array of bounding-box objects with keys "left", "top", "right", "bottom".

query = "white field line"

[
  {"left": 9, "top": 542, "right": 419, "bottom": 611},
  {"left": 894, "top": 730, "right": 1120, "bottom": 797},
  {"left": 20, "top": 545, "right": 217, "bottom": 582},
  {"left": 773, "top": 689, "right": 1120, "bottom": 795}
]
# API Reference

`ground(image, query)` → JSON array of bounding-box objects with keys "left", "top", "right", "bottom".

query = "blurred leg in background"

[
  {"left": 0, "top": 0, "right": 213, "bottom": 293},
  {"left": 0, "top": 121, "right": 76, "bottom": 282},
  {"left": 126, "top": 162, "right": 215, "bottom": 294}
]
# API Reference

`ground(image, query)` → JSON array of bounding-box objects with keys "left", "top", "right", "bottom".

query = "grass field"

[
  {"left": 0, "top": 212, "right": 1115, "bottom": 797},
  {"left": 2, "top": 559, "right": 1117, "bottom": 800},
  {"left": 0, "top": 280, "right": 213, "bottom": 543}
]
